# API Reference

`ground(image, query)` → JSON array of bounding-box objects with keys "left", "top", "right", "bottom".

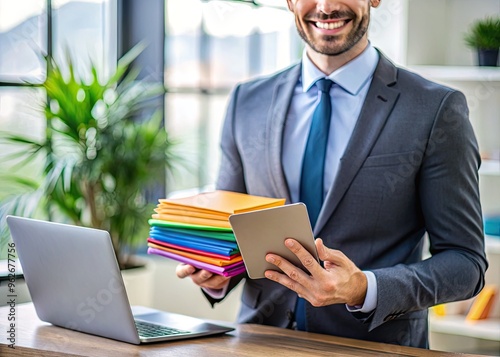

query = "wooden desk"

[{"left": 1, "top": 303, "right": 481, "bottom": 356}]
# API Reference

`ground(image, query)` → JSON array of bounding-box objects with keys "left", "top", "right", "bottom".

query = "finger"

[
  {"left": 190, "top": 269, "right": 214, "bottom": 285},
  {"left": 264, "top": 268, "right": 308, "bottom": 298},
  {"left": 315, "top": 238, "right": 346, "bottom": 266},
  {"left": 200, "top": 275, "right": 231, "bottom": 290},
  {"left": 265, "top": 253, "right": 310, "bottom": 288},
  {"left": 284, "top": 238, "right": 322, "bottom": 275},
  {"left": 194, "top": 272, "right": 230, "bottom": 290},
  {"left": 176, "top": 264, "right": 196, "bottom": 279}
]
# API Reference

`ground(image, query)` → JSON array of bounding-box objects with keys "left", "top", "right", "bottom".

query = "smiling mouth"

[{"left": 313, "top": 20, "right": 350, "bottom": 30}]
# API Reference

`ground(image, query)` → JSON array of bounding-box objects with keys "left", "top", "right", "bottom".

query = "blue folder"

[{"left": 149, "top": 229, "right": 239, "bottom": 255}]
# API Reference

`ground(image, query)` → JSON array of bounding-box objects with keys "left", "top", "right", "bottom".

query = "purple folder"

[{"left": 148, "top": 247, "right": 246, "bottom": 277}]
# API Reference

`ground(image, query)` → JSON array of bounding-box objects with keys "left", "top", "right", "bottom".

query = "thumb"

[
  {"left": 315, "top": 238, "right": 344, "bottom": 266},
  {"left": 176, "top": 264, "right": 196, "bottom": 279}
]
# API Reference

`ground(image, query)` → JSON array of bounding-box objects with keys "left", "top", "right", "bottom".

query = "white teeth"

[{"left": 315, "top": 21, "right": 345, "bottom": 30}]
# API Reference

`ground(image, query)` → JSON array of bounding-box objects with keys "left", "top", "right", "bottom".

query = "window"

[
  {"left": 164, "top": 0, "right": 302, "bottom": 195},
  {"left": 0, "top": 0, "right": 116, "bottom": 161},
  {"left": 0, "top": 0, "right": 117, "bottom": 254}
]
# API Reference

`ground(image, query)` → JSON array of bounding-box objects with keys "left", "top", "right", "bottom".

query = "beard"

[{"left": 295, "top": 10, "right": 370, "bottom": 56}]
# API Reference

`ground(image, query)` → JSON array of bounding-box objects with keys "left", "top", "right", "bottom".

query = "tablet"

[{"left": 228, "top": 203, "right": 319, "bottom": 279}]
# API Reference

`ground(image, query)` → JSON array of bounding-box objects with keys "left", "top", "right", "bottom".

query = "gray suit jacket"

[{"left": 209, "top": 52, "right": 488, "bottom": 348}]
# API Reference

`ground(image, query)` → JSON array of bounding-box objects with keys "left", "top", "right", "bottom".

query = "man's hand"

[
  {"left": 176, "top": 264, "right": 230, "bottom": 290},
  {"left": 264, "top": 238, "right": 367, "bottom": 307}
]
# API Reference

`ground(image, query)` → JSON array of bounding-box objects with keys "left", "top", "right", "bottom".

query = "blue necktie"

[
  {"left": 296, "top": 78, "right": 333, "bottom": 331},
  {"left": 300, "top": 78, "right": 333, "bottom": 228}
]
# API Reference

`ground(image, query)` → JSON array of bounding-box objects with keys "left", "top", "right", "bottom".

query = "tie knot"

[{"left": 315, "top": 78, "right": 333, "bottom": 93}]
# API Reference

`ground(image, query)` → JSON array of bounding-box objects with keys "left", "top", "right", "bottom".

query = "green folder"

[{"left": 148, "top": 219, "right": 233, "bottom": 233}]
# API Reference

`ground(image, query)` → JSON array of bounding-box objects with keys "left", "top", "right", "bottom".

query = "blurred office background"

[{"left": 0, "top": 0, "right": 499, "bottom": 354}]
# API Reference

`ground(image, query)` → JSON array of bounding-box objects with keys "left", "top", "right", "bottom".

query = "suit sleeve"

[{"left": 368, "top": 90, "right": 488, "bottom": 330}]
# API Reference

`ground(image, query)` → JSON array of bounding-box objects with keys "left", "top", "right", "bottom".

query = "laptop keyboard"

[{"left": 135, "top": 320, "right": 190, "bottom": 338}]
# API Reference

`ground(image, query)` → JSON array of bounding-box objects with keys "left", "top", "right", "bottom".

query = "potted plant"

[
  {"left": 0, "top": 44, "right": 179, "bottom": 269},
  {"left": 464, "top": 16, "right": 500, "bottom": 66}
]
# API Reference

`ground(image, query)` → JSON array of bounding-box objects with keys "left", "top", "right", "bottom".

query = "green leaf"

[{"left": 464, "top": 16, "right": 500, "bottom": 49}]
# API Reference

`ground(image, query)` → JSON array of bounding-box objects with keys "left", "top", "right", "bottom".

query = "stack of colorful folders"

[{"left": 147, "top": 190, "right": 286, "bottom": 277}]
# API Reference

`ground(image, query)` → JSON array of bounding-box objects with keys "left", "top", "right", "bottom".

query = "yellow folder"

[
  {"left": 466, "top": 285, "right": 497, "bottom": 321},
  {"left": 158, "top": 190, "right": 286, "bottom": 217}
]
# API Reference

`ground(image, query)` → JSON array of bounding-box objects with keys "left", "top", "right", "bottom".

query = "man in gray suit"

[{"left": 176, "top": 0, "right": 487, "bottom": 348}]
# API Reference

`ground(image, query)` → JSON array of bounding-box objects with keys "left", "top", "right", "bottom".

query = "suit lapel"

[
  {"left": 266, "top": 64, "right": 301, "bottom": 203},
  {"left": 315, "top": 54, "right": 400, "bottom": 235}
]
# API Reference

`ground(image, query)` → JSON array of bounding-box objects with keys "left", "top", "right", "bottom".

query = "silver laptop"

[{"left": 6, "top": 215, "right": 234, "bottom": 344}]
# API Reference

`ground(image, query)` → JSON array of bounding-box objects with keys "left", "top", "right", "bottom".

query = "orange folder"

[
  {"left": 153, "top": 208, "right": 229, "bottom": 221},
  {"left": 151, "top": 214, "right": 232, "bottom": 228}
]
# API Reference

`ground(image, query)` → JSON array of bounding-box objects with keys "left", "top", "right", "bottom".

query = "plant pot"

[{"left": 477, "top": 48, "right": 499, "bottom": 66}]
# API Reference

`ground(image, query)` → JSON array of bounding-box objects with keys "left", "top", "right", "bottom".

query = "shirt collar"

[{"left": 301, "top": 43, "right": 379, "bottom": 95}]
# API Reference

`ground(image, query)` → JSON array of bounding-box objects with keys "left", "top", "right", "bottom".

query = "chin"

[{"left": 309, "top": 37, "right": 356, "bottom": 56}]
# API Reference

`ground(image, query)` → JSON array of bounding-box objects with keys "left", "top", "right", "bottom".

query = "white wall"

[{"left": 370, "top": 0, "right": 500, "bottom": 66}]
